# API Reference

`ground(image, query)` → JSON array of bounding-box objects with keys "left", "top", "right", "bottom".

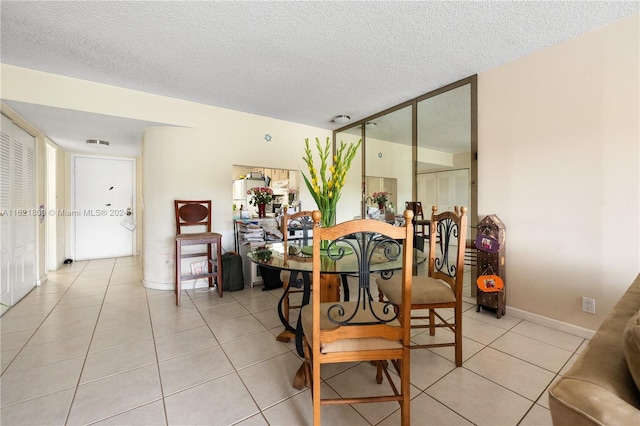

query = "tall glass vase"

[
  {"left": 258, "top": 203, "right": 266, "bottom": 218},
  {"left": 320, "top": 208, "right": 335, "bottom": 251}
]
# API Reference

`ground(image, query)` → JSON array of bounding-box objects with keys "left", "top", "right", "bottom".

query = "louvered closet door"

[{"left": 1, "top": 114, "right": 37, "bottom": 308}]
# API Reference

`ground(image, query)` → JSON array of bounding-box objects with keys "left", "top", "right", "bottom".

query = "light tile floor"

[{"left": 0, "top": 256, "right": 587, "bottom": 425}]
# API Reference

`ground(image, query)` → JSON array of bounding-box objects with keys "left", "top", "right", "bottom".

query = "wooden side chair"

[
  {"left": 377, "top": 205, "right": 467, "bottom": 366},
  {"left": 405, "top": 201, "right": 427, "bottom": 238},
  {"left": 174, "top": 200, "right": 223, "bottom": 306},
  {"left": 301, "top": 210, "right": 414, "bottom": 426},
  {"left": 276, "top": 209, "right": 314, "bottom": 342}
]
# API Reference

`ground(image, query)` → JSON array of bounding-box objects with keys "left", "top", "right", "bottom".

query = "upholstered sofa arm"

[
  {"left": 549, "top": 378, "right": 640, "bottom": 425},
  {"left": 548, "top": 273, "right": 640, "bottom": 425}
]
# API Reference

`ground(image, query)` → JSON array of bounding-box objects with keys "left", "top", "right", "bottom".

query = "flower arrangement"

[
  {"left": 247, "top": 187, "right": 274, "bottom": 205},
  {"left": 302, "top": 137, "right": 361, "bottom": 227},
  {"left": 287, "top": 188, "right": 298, "bottom": 205},
  {"left": 371, "top": 191, "right": 391, "bottom": 206}
]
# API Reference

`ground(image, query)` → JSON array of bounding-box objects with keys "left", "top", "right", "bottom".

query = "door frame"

[
  {"left": 70, "top": 154, "right": 137, "bottom": 260},
  {"left": 46, "top": 141, "right": 57, "bottom": 272}
]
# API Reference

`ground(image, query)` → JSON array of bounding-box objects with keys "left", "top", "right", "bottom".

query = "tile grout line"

[
  {"left": 64, "top": 259, "right": 117, "bottom": 426},
  {"left": 145, "top": 274, "right": 171, "bottom": 426},
  {"left": 0, "top": 261, "right": 90, "bottom": 377}
]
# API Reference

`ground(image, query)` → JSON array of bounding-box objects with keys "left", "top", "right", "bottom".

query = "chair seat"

[
  {"left": 301, "top": 301, "right": 402, "bottom": 354},
  {"left": 175, "top": 231, "right": 222, "bottom": 241},
  {"left": 377, "top": 275, "right": 455, "bottom": 305}
]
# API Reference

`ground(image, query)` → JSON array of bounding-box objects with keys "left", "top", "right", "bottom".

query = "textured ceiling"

[{"left": 1, "top": 1, "right": 638, "bottom": 157}]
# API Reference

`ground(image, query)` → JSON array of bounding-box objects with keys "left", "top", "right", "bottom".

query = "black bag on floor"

[{"left": 222, "top": 252, "right": 244, "bottom": 291}]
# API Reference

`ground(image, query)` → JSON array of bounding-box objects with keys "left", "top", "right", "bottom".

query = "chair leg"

[
  {"left": 400, "top": 356, "right": 410, "bottom": 426},
  {"left": 207, "top": 243, "right": 213, "bottom": 288},
  {"left": 215, "top": 237, "right": 223, "bottom": 297},
  {"left": 175, "top": 241, "right": 181, "bottom": 306},
  {"left": 312, "top": 351, "right": 321, "bottom": 426},
  {"left": 455, "top": 307, "right": 463, "bottom": 367},
  {"left": 429, "top": 308, "right": 436, "bottom": 335},
  {"left": 375, "top": 361, "right": 383, "bottom": 384}
]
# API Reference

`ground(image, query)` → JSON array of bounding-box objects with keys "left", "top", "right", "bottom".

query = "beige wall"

[{"left": 478, "top": 14, "right": 639, "bottom": 331}]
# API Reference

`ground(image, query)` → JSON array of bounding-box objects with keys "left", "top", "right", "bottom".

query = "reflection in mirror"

[
  {"left": 333, "top": 76, "right": 477, "bottom": 298},
  {"left": 362, "top": 105, "right": 412, "bottom": 220},
  {"left": 417, "top": 84, "right": 471, "bottom": 214},
  {"left": 417, "top": 82, "right": 474, "bottom": 296},
  {"left": 335, "top": 125, "right": 362, "bottom": 223}
]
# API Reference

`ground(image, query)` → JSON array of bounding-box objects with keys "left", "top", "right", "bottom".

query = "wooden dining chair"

[
  {"left": 174, "top": 200, "right": 223, "bottom": 306},
  {"left": 405, "top": 201, "right": 427, "bottom": 238},
  {"left": 301, "top": 210, "right": 414, "bottom": 426},
  {"left": 377, "top": 205, "right": 467, "bottom": 366},
  {"left": 277, "top": 209, "right": 314, "bottom": 342}
]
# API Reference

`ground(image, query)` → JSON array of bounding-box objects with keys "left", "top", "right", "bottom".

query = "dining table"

[{"left": 248, "top": 236, "right": 426, "bottom": 389}]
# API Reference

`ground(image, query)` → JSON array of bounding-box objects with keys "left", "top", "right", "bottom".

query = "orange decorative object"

[{"left": 476, "top": 274, "right": 504, "bottom": 292}]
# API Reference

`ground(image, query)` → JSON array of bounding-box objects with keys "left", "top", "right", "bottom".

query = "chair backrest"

[
  {"left": 281, "top": 210, "right": 314, "bottom": 246},
  {"left": 405, "top": 201, "right": 424, "bottom": 221},
  {"left": 428, "top": 205, "right": 467, "bottom": 295},
  {"left": 174, "top": 200, "right": 212, "bottom": 235},
  {"left": 309, "top": 210, "right": 414, "bottom": 348}
]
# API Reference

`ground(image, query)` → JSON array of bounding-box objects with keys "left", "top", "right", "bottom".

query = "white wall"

[
  {"left": 139, "top": 119, "right": 330, "bottom": 289},
  {"left": 478, "top": 14, "right": 639, "bottom": 331}
]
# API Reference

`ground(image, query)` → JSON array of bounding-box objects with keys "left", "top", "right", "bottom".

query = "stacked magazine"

[{"left": 238, "top": 222, "right": 265, "bottom": 247}]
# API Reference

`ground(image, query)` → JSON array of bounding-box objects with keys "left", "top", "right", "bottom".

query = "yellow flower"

[{"left": 301, "top": 137, "right": 361, "bottom": 226}]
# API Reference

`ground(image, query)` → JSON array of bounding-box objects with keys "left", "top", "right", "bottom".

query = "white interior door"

[
  {"left": 417, "top": 173, "right": 437, "bottom": 212},
  {"left": 74, "top": 156, "right": 134, "bottom": 260},
  {"left": 1, "top": 115, "right": 37, "bottom": 308},
  {"left": 418, "top": 169, "right": 470, "bottom": 212}
]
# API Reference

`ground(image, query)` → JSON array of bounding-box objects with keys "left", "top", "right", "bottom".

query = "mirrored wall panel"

[
  {"left": 334, "top": 76, "right": 477, "bottom": 294},
  {"left": 363, "top": 105, "right": 412, "bottom": 218},
  {"left": 334, "top": 76, "right": 476, "bottom": 229},
  {"left": 417, "top": 83, "right": 472, "bottom": 228}
]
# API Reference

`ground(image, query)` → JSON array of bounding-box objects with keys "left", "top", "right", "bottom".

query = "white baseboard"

[
  {"left": 463, "top": 295, "right": 595, "bottom": 340},
  {"left": 142, "top": 280, "right": 174, "bottom": 291},
  {"left": 142, "top": 279, "right": 211, "bottom": 291},
  {"left": 506, "top": 306, "right": 595, "bottom": 339}
]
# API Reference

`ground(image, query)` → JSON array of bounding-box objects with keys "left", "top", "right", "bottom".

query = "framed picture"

[
  {"left": 190, "top": 260, "right": 207, "bottom": 275},
  {"left": 476, "top": 274, "right": 504, "bottom": 292}
]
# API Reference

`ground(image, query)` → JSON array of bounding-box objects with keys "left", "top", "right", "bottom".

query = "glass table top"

[{"left": 247, "top": 240, "right": 425, "bottom": 275}]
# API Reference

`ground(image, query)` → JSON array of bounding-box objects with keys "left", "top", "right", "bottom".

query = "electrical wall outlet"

[{"left": 582, "top": 297, "right": 596, "bottom": 314}]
